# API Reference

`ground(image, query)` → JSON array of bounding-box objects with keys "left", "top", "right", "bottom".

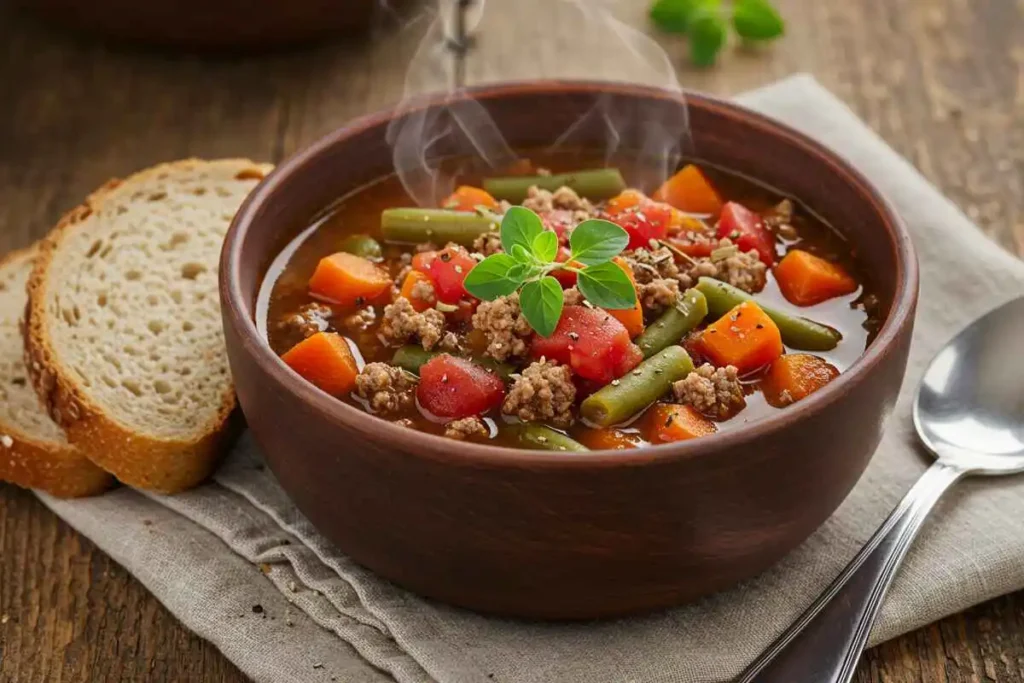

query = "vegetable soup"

[{"left": 261, "top": 153, "right": 880, "bottom": 452}]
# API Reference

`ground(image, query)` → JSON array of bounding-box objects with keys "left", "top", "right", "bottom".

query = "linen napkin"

[{"left": 38, "top": 74, "right": 1024, "bottom": 683}]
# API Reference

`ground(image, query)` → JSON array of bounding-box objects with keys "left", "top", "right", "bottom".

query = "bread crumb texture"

[{"left": 0, "top": 250, "right": 66, "bottom": 443}]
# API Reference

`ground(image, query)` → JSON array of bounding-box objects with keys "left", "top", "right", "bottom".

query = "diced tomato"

[
  {"left": 412, "top": 250, "right": 437, "bottom": 273},
  {"left": 426, "top": 245, "right": 477, "bottom": 304},
  {"left": 542, "top": 210, "right": 575, "bottom": 240},
  {"left": 416, "top": 355, "right": 505, "bottom": 419},
  {"left": 552, "top": 247, "right": 581, "bottom": 288},
  {"left": 610, "top": 202, "right": 672, "bottom": 250},
  {"left": 716, "top": 202, "right": 776, "bottom": 265},
  {"left": 531, "top": 306, "right": 643, "bottom": 384}
]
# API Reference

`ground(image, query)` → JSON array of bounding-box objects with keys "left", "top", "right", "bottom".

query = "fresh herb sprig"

[
  {"left": 649, "top": 0, "right": 785, "bottom": 66},
  {"left": 463, "top": 207, "right": 636, "bottom": 337}
]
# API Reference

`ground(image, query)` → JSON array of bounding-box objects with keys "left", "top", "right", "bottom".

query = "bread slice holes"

[
  {"left": 10, "top": 377, "right": 26, "bottom": 387},
  {"left": 182, "top": 320, "right": 195, "bottom": 332},
  {"left": 193, "top": 187, "right": 207, "bottom": 196},
  {"left": 146, "top": 294, "right": 159, "bottom": 306},
  {"left": 160, "top": 233, "right": 189, "bottom": 252},
  {"left": 148, "top": 320, "right": 165, "bottom": 335},
  {"left": 116, "top": 206, "right": 128, "bottom": 215},
  {"left": 97, "top": 293, "right": 107, "bottom": 307},
  {"left": 148, "top": 191, "right": 167, "bottom": 202},
  {"left": 86, "top": 240, "right": 104, "bottom": 258},
  {"left": 126, "top": 270, "right": 142, "bottom": 281},
  {"left": 102, "top": 375, "right": 117, "bottom": 388},
  {"left": 215, "top": 187, "right": 231, "bottom": 198},
  {"left": 170, "top": 290, "right": 183, "bottom": 304},
  {"left": 124, "top": 345, "right": 141, "bottom": 356},
  {"left": 122, "top": 380, "right": 142, "bottom": 397},
  {"left": 154, "top": 379, "right": 171, "bottom": 394},
  {"left": 235, "top": 168, "right": 265, "bottom": 181},
  {"left": 99, "top": 244, "right": 113, "bottom": 258},
  {"left": 179, "top": 367, "right": 192, "bottom": 376},
  {"left": 181, "top": 263, "right": 206, "bottom": 280},
  {"left": 62, "top": 308, "right": 78, "bottom": 326}
]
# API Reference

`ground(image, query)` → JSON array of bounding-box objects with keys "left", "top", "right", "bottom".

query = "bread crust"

[
  {"left": 24, "top": 159, "right": 270, "bottom": 494},
  {"left": 0, "top": 246, "right": 113, "bottom": 498}
]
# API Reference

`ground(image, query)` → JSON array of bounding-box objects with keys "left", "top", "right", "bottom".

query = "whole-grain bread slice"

[
  {"left": 0, "top": 246, "right": 113, "bottom": 497},
  {"left": 25, "top": 159, "right": 273, "bottom": 493}
]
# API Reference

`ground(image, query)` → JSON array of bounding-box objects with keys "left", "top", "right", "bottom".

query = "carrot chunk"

[
  {"left": 281, "top": 332, "right": 359, "bottom": 396},
  {"left": 774, "top": 250, "right": 858, "bottom": 306},
  {"left": 442, "top": 185, "right": 498, "bottom": 211},
  {"left": 762, "top": 354, "right": 839, "bottom": 407},
  {"left": 645, "top": 404, "right": 717, "bottom": 443},
  {"left": 696, "top": 300, "right": 783, "bottom": 374},
  {"left": 578, "top": 427, "right": 641, "bottom": 450},
  {"left": 653, "top": 165, "right": 724, "bottom": 216},
  {"left": 605, "top": 189, "right": 645, "bottom": 215},
  {"left": 399, "top": 270, "right": 436, "bottom": 312},
  {"left": 308, "top": 252, "right": 391, "bottom": 308},
  {"left": 606, "top": 257, "right": 644, "bottom": 338}
]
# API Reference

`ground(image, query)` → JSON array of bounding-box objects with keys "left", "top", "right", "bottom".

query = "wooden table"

[{"left": 1, "top": 0, "right": 1022, "bottom": 680}]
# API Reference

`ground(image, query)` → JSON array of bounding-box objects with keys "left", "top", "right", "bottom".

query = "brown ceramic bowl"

[
  {"left": 220, "top": 81, "right": 918, "bottom": 619},
  {"left": 14, "top": 0, "right": 386, "bottom": 49}
]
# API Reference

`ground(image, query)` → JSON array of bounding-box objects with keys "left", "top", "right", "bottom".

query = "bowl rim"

[{"left": 221, "top": 79, "right": 919, "bottom": 470}]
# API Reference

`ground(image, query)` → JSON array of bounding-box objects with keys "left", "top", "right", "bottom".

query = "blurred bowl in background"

[{"left": 12, "top": 0, "right": 400, "bottom": 49}]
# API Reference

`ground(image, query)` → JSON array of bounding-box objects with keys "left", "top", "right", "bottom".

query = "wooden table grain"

[{"left": 1, "top": 0, "right": 1022, "bottom": 681}]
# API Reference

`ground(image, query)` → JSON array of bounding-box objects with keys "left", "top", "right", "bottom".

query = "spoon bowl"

[{"left": 915, "top": 297, "right": 1024, "bottom": 473}]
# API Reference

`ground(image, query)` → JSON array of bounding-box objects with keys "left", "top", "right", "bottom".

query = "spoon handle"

[{"left": 737, "top": 460, "right": 965, "bottom": 683}]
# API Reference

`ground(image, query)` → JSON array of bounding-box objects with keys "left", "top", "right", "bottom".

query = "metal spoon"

[{"left": 738, "top": 296, "right": 1024, "bottom": 683}]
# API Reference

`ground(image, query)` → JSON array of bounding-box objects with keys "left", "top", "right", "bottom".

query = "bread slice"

[
  {"left": 24, "top": 159, "right": 273, "bottom": 494},
  {"left": 0, "top": 246, "right": 113, "bottom": 497}
]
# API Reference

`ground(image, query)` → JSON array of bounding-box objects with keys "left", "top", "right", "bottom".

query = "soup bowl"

[{"left": 220, "top": 81, "right": 918, "bottom": 619}]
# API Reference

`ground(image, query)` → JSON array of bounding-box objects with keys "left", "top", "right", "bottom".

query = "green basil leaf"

[
  {"left": 577, "top": 262, "right": 637, "bottom": 310},
  {"left": 463, "top": 253, "right": 521, "bottom": 301},
  {"left": 532, "top": 230, "right": 559, "bottom": 263},
  {"left": 732, "top": 0, "right": 784, "bottom": 40},
  {"left": 501, "top": 206, "right": 545, "bottom": 257},
  {"left": 649, "top": 0, "right": 718, "bottom": 33},
  {"left": 510, "top": 244, "right": 533, "bottom": 263},
  {"left": 688, "top": 5, "right": 727, "bottom": 67},
  {"left": 519, "top": 277, "right": 564, "bottom": 338},
  {"left": 569, "top": 219, "right": 630, "bottom": 266}
]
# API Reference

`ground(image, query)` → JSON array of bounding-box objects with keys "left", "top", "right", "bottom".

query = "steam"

[{"left": 386, "top": 0, "right": 690, "bottom": 206}]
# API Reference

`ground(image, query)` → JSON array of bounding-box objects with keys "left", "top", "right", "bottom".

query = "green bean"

[
  {"left": 580, "top": 346, "right": 695, "bottom": 427},
  {"left": 339, "top": 234, "right": 383, "bottom": 261},
  {"left": 391, "top": 346, "right": 515, "bottom": 382},
  {"left": 635, "top": 289, "right": 708, "bottom": 358},
  {"left": 483, "top": 168, "right": 626, "bottom": 203},
  {"left": 392, "top": 346, "right": 439, "bottom": 374},
  {"left": 380, "top": 208, "right": 498, "bottom": 246},
  {"left": 695, "top": 277, "right": 842, "bottom": 352},
  {"left": 507, "top": 424, "right": 589, "bottom": 452}
]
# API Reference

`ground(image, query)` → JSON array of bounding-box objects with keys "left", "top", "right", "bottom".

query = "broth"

[{"left": 260, "top": 152, "right": 879, "bottom": 450}]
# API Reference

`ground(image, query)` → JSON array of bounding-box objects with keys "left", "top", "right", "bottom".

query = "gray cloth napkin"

[{"left": 38, "top": 74, "right": 1024, "bottom": 683}]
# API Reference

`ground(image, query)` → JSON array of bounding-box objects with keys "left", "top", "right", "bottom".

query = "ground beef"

[
  {"left": 638, "top": 278, "right": 680, "bottom": 312},
  {"left": 439, "top": 331, "right": 463, "bottom": 353},
  {"left": 713, "top": 247, "right": 768, "bottom": 293},
  {"left": 763, "top": 199, "right": 799, "bottom": 240},
  {"left": 409, "top": 278, "right": 435, "bottom": 306},
  {"left": 472, "top": 231, "right": 504, "bottom": 256},
  {"left": 277, "top": 302, "right": 333, "bottom": 338},
  {"left": 471, "top": 293, "right": 533, "bottom": 361},
  {"left": 672, "top": 363, "right": 745, "bottom": 419},
  {"left": 521, "top": 185, "right": 598, "bottom": 223},
  {"left": 502, "top": 360, "right": 576, "bottom": 427},
  {"left": 625, "top": 241, "right": 767, "bottom": 296},
  {"left": 355, "top": 362, "right": 417, "bottom": 415},
  {"left": 522, "top": 186, "right": 555, "bottom": 213},
  {"left": 342, "top": 307, "right": 376, "bottom": 331},
  {"left": 443, "top": 416, "right": 489, "bottom": 441},
  {"left": 624, "top": 247, "right": 680, "bottom": 284},
  {"left": 379, "top": 297, "right": 446, "bottom": 350},
  {"left": 562, "top": 287, "right": 584, "bottom": 306}
]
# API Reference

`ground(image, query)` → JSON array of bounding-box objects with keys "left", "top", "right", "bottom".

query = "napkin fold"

[{"left": 39, "top": 74, "right": 1024, "bottom": 683}]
